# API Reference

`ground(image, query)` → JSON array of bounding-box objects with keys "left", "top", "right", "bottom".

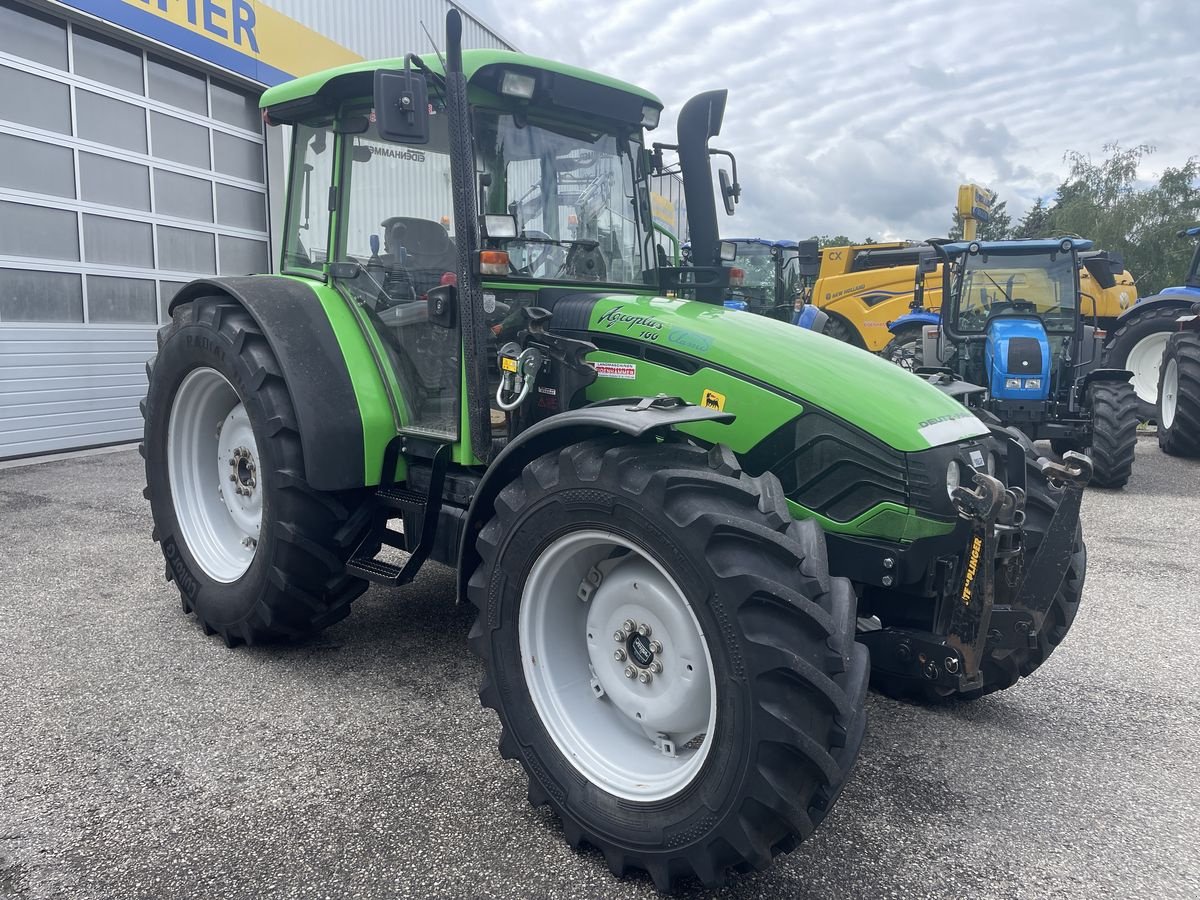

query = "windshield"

[
  {"left": 955, "top": 251, "right": 1078, "bottom": 333},
  {"left": 475, "top": 110, "right": 651, "bottom": 286}
]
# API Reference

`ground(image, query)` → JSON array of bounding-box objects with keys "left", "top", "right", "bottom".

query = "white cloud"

[{"left": 463, "top": 0, "right": 1200, "bottom": 240}]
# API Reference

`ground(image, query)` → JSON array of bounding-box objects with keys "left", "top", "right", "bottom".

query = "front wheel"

[
  {"left": 1158, "top": 331, "right": 1200, "bottom": 457},
  {"left": 1104, "top": 305, "right": 1184, "bottom": 421},
  {"left": 142, "top": 297, "right": 371, "bottom": 646},
  {"left": 467, "top": 438, "right": 868, "bottom": 890},
  {"left": 1086, "top": 381, "right": 1139, "bottom": 488}
]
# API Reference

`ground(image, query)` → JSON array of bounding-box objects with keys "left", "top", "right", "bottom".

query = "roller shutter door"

[{"left": 0, "top": 0, "right": 269, "bottom": 459}]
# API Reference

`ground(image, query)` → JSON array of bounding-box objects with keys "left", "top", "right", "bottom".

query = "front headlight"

[
  {"left": 946, "top": 459, "right": 961, "bottom": 499},
  {"left": 1025, "top": 377, "right": 1042, "bottom": 390},
  {"left": 1005, "top": 377, "right": 1022, "bottom": 390}
]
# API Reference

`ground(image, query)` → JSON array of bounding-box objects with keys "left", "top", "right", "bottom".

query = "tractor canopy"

[{"left": 260, "top": 49, "right": 663, "bottom": 126}]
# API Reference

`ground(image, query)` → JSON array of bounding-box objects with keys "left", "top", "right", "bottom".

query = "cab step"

[{"left": 346, "top": 443, "right": 449, "bottom": 587}]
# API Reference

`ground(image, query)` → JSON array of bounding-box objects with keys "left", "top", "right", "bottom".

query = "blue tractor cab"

[
  {"left": 913, "top": 238, "right": 1140, "bottom": 489},
  {"left": 714, "top": 237, "right": 816, "bottom": 321}
]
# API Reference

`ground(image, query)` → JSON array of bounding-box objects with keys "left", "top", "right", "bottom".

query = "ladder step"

[
  {"left": 346, "top": 556, "right": 407, "bottom": 584},
  {"left": 375, "top": 485, "right": 427, "bottom": 512}
]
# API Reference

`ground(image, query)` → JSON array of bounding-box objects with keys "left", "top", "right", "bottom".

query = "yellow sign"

[
  {"left": 650, "top": 192, "right": 677, "bottom": 236},
  {"left": 500, "top": 356, "right": 518, "bottom": 373},
  {"left": 700, "top": 389, "right": 726, "bottom": 411}
]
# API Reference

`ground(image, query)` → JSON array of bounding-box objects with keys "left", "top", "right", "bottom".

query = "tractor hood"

[{"left": 581, "top": 294, "right": 988, "bottom": 452}]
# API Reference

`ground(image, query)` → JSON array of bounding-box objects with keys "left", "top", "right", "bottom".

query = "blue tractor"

[
  {"left": 1101, "top": 225, "right": 1200, "bottom": 420},
  {"left": 889, "top": 238, "right": 1140, "bottom": 488}
]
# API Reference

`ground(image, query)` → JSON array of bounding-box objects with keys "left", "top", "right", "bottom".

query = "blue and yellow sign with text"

[{"left": 56, "top": 0, "right": 361, "bottom": 85}]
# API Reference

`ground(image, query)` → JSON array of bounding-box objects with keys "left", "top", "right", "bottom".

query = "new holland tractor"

[
  {"left": 1103, "top": 225, "right": 1200, "bottom": 420},
  {"left": 1157, "top": 302, "right": 1200, "bottom": 456},
  {"left": 890, "top": 238, "right": 1139, "bottom": 488},
  {"left": 141, "top": 12, "right": 1090, "bottom": 890}
]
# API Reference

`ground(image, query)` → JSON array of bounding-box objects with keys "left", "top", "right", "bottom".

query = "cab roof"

[
  {"left": 726, "top": 238, "right": 799, "bottom": 249},
  {"left": 941, "top": 238, "right": 1094, "bottom": 256},
  {"left": 260, "top": 49, "right": 662, "bottom": 122}
]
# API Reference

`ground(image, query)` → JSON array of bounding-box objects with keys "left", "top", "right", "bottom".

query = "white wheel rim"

[
  {"left": 519, "top": 530, "right": 717, "bottom": 802},
  {"left": 1126, "top": 332, "right": 1170, "bottom": 404},
  {"left": 167, "top": 367, "right": 262, "bottom": 582},
  {"left": 1161, "top": 357, "right": 1179, "bottom": 429}
]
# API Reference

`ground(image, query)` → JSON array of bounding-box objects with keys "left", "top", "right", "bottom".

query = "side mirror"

[
  {"left": 718, "top": 169, "right": 737, "bottom": 216},
  {"left": 796, "top": 239, "right": 820, "bottom": 277},
  {"left": 719, "top": 240, "right": 737, "bottom": 262},
  {"left": 373, "top": 69, "right": 430, "bottom": 144},
  {"left": 919, "top": 255, "right": 939, "bottom": 275},
  {"left": 1082, "top": 255, "right": 1117, "bottom": 290}
]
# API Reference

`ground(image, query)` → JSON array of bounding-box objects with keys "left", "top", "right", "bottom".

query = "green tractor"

[{"left": 142, "top": 12, "right": 1088, "bottom": 890}]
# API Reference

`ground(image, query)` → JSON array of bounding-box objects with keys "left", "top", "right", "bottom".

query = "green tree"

[
  {"left": 807, "top": 235, "right": 878, "bottom": 247},
  {"left": 949, "top": 199, "right": 1012, "bottom": 240},
  {"left": 1012, "top": 197, "right": 1051, "bottom": 238},
  {"left": 1046, "top": 143, "right": 1200, "bottom": 294}
]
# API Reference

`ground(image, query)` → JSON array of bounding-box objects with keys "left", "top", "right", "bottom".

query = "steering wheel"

[
  {"left": 560, "top": 241, "right": 607, "bottom": 281},
  {"left": 989, "top": 299, "right": 1039, "bottom": 315},
  {"left": 511, "top": 230, "right": 568, "bottom": 277}
]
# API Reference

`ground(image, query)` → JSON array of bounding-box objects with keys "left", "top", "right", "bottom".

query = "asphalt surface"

[{"left": 1, "top": 436, "right": 1198, "bottom": 899}]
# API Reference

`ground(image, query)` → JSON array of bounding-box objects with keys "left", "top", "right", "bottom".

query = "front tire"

[
  {"left": 1086, "top": 381, "right": 1139, "bottom": 488},
  {"left": 142, "top": 297, "right": 371, "bottom": 646},
  {"left": 821, "top": 313, "right": 863, "bottom": 348},
  {"left": 467, "top": 438, "right": 868, "bottom": 890},
  {"left": 1158, "top": 331, "right": 1200, "bottom": 457}
]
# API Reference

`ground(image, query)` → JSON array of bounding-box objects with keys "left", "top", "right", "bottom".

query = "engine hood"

[{"left": 581, "top": 294, "right": 988, "bottom": 452}]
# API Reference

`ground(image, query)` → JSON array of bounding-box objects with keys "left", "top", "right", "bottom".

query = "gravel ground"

[{"left": 1, "top": 435, "right": 1198, "bottom": 899}]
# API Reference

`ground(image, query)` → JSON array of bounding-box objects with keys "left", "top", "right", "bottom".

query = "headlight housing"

[{"left": 946, "top": 459, "right": 961, "bottom": 499}]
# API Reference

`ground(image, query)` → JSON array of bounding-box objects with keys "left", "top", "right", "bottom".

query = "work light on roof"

[{"left": 501, "top": 71, "right": 536, "bottom": 99}]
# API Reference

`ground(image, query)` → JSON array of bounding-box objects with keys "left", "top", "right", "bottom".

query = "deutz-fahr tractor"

[
  {"left": 141, "top": 12, "right": 1090, "bottom": 890},
  {"left": 889, "top": 238, "right": 1139, "bottom": 488}
]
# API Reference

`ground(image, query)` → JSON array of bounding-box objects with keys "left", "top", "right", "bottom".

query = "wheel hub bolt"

[
  {"left": 623, "top": 665, "right": 637, "bottom": 679},
  {"left": 622, "top": 619, "right": 636, "bottom": 633},
  {"left": 649, "top": 640, "right": 663, "bottom": 655},
  {"left": 637, "top": 669, "right": 653, "bottom": 684},
  {"left": 228, "top": 459, "right": 236, "bottom": 467},
  {"left": 613, "top": 630, "right": 626, "bottom": 643},
  {"left": 614, "top": 649, "right": 626, "bottom": 662},
  {"left": 649, "top": 661, "right": 663, "bottom": 674},
  {"left": 637, "top": 623, "right": 652, "bottom": 638},
  {"left": 945, "top": 656, "right": 960, "bottom": 674}
]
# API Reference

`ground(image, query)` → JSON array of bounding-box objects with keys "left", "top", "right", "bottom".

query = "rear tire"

[
  {"left": 1104, "top": 305, "right": 1186, "bottom": 421},
  {"left": 1157, "top": 331, "right": 1200, "bottom": 457},
  {"left": 142, "top": 297, "right": 371, "bottom": 646},
  {"left": 467, "top": 438, "right": 868, "bottom": 890},
  {"left": 1086, "top": 381, "right": 1139, "bottom": 488},
  {"left": 821, "top": 314, "right": 863, "bottom": 348},
  {"left": 880, "top": 324, "right": 925, "bottom": 371}
]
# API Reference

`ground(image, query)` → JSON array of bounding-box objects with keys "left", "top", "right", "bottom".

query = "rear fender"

[
  {"left": 888, "top": 311, "right": 940, "bottom": 334},
  {"left": 1079, "top": 368, "right": 1134, "bottom": 391},
  {"left": 168, "top": 276, "right": 393, "bottom": 492},
  {"left": 454, "top": 398, "right": 733, "bottom": 602}
]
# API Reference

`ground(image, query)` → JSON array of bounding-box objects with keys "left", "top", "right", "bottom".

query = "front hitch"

[{"left": 943, "top": 472, "right": 1015, "bottom": 690}]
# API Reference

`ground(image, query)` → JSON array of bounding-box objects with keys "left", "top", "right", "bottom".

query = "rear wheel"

[
  {"left": 142, "top": 297, "right": 371, "bottom": 645},
  {"left": 821, "top": 314, "right": 862, "bottom": 348},
  {"left": 468, "top": 438, "right": 868, "bottom": 890},
  {"left": 881, "top": 324, "right": 925, "bottom": 371},
  {"left": 1104, "top": 305, "right": 1185, "bottom": 421},
  {"left": 1086, "top": 381, "right": 1139, "bottom": 488},
  {"left": 1158, "top": 331, "right": 1200, "bottom": 457}
]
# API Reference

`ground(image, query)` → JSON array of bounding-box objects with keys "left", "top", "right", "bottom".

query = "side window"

[{"left": 282, "top": 124, "right": 333, "bottom": 273}]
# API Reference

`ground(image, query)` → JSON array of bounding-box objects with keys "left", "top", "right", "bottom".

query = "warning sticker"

[
  {"left": 500, "top": 356, "right": 518, "bottom": 373},
  {"left": 700, "top": 389, "right": 726, "bottom": 411},
  {"left": 593, "top": 362, "right": 637, "bottom": 379}
]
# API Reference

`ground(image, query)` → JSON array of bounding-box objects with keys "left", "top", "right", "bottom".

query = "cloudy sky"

[{"left": 464, "top": 0, "right": 1199, "bottom": 242}]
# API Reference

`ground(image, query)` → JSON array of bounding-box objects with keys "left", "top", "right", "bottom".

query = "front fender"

[
  {"left": 169, "top": 275, "right": 394, "bottom": 492},
  {"left": 454, "top": 398, "right": 733, "bottom": 602},
  {"left": 1116, "top": 293, "right": 1198, "bottom": 324}
]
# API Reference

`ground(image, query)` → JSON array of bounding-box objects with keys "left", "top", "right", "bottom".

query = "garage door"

[{"left": 0, "top": 0, "right": 269, "bottom": 459}]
